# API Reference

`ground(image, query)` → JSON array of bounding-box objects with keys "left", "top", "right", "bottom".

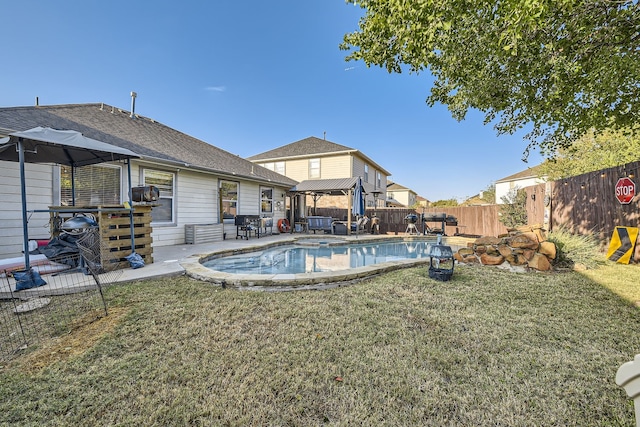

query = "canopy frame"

[{"left": 0, "top": 127, "right": 140, "bottom": 271}]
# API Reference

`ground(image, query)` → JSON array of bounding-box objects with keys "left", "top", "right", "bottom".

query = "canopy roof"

[
  {"left": 0, "top": 126, "right": 140, "bottom": 167},
  {"left": 289, "top": 177, "right": 366, "bottom": 196}
]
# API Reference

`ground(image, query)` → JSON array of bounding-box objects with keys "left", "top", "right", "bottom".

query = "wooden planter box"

[{"left": 49, "top": 205, "right": 154, "bottom": 270}]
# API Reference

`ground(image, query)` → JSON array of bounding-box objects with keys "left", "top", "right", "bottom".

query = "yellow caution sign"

[{"left": 607, "top": 226, "right": 639, "bottom": 264}]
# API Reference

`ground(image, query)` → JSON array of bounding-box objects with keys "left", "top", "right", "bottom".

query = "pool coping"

[{"left": 180, "top": 234, "right": 473, "bottom": 290}]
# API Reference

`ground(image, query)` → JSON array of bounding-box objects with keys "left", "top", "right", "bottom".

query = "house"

[
  {"left": 415, "top": 195, "right": 431, "bottom": 208},
  {"left": 386, "top": 181, "right": 418, "bottom": 208},
  {"left": 494, "top": 165, "right": 546, "bottom": 204},
  {"left": 0, "top": 103, "right": 297, "bottom": 258},
  {"left": 247, "top": 136, "right": 391, "bottom": 212}
]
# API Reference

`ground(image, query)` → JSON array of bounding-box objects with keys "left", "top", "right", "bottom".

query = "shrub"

[{"left": 546, "top": 227, "right": 604, "bottom": 269}]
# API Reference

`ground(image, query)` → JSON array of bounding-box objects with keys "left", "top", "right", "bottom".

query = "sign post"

[{"left": 615, "top": 177, "right": 636, "bottom": 205}]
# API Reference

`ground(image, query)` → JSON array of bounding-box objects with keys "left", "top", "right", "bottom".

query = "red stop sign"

[{"left": 615, "top": 177, "right": 636, "bottom": 204}]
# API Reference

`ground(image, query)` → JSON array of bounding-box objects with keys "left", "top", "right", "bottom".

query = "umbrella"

[
  {"left": 0, "top": 127, "right": 140, "bottom": 282},
  {"left": 351, "top": 177, "right": 365, "bottom": 235}
]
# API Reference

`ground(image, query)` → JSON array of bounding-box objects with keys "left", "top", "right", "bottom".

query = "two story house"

[
  {"left": 386, "top": 181, "right": 418, "bottom": 208},
  {"left": 247, "top": 136, "right": 391, "bottom": 213}
]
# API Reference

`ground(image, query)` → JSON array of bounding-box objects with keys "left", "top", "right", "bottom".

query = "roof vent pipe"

[{"left": 130, "top": 91, "right": 137, "bottom": 119}]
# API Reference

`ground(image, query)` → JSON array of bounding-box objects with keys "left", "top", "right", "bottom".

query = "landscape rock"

[
  {"left": 475, "top": 236, "right": 501, "bottom": 246},
  {"left": 457, "top": 229, "right": 556, "bottom": 272},
  {"left": 538, "top": 241, "right": 557, "bottom": 259},
  {"left": 458, "top": 247, "right": 474, "bottom": 257},
  {"left": 497, "top": 244, "right": 512, "bottom": 258},
  {"left": 480, "top": 253, "right": 505, "bottom": 265},
  {"left": 528, "top": 253, "right": 552, "bottom": 271},
  {"left": 509, "top": 234, "right": 540, "bottom": 250}
]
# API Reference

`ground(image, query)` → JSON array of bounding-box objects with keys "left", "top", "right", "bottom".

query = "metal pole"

[
  {"left": 18, "top": 138, "right": 30, "bottom": 270},
  {"left": 127, "top": 159, "right": 136, "bottom": 251}
]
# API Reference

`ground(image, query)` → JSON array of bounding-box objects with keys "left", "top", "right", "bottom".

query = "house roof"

[
  {"left": 386, "top": 181, "right": 415, "bottom": 193},
  {"left": 0, "top": 104, "right": 297, "bottom": 187},
  {"left": 495, "top": 165, "right": 543, "bottom": 184},
  {"left": 247, "top": 136, "right": 392, "bottom": 176}
]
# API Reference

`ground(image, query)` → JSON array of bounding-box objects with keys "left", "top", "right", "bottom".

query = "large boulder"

[
  {"left": 509, "top": 234, "right": 540, "bottom": 250},
  {"left": 475, "top": 236, "right": 501, "bottom": 246},
  {"left": 538, "top": 241, "right": 557, "bottom": 259},
  {"left": 497, "top": 244, "right": 513, "bottom": 258},
  {"left": 528, "top": 253, "right": 552, "bottom": 271},
  {"left": 480, "top": 253, "right": 505, "bottom": 266}
]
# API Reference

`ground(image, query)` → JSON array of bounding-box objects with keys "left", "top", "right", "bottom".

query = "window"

[
  {"left": 144, "top": 169, "right": 175, "bottom": 223},
  {"left": 60, "top": 164, "right": 121, "bottom": 206},
  {"left": 309, "top": 158, "right": 320, "bottom": 179},
  {"left": 261, "top": 187, "right": 273, "bottom": 214},
  {"left": 262, "top": 161, "right": 285, "bottom": 175},
  {"left": 376, "top": 172, "right": 381, "bottom": 190},
  {"left": 220, "top": 180, "right": 238, "bottom": 220},
  {"left": 274, "top": 162, "right": 285, "bottom": 175},
  {"left": 364, "top": 164, "right": 369, "bottom": 182}
]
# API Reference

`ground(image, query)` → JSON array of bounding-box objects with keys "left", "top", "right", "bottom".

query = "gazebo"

[{"left": 0, "top": 127, "right": 140, "bottom": 285}]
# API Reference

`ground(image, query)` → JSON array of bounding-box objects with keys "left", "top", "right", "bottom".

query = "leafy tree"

[
  {"left": 499, "top": 188, "right": 528, "bottom": 228},
  {"left": 431, "top": 198, "right": 459, "bottom": 207},
  {"left": 341, "top": 1, "right": 639, "bottom": 157},
  {"left": 480, "top": 184, "right": 496, "bottom": 204},
  {"left": 538, "top": 127, "right": 640, "bottom": 180}
]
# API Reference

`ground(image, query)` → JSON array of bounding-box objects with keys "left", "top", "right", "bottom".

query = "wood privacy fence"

[
  {"left": 313, "top": 206, "right": 509, "bottom": 237},
  {"left": 549, "top": 160, "right": 640, "bottom": 243},
  {"left": 313, "top": 159, "right": 640, "bottom": 251}
]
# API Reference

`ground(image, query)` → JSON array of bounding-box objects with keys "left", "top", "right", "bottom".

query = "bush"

[{"left": 546, "top": 227, "right": 605, "bottom": 270}]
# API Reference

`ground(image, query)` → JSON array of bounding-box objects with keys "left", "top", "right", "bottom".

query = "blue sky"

[{"left": 1, "top": 1, "right": 543, "bottom": 202}]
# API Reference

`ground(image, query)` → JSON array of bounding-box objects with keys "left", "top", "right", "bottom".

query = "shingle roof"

[
  {"left": 0, "top": 104, "right": 297, "bottom": 187},
  {"left": 247, "top": 136, "right": 392, "bottom": 176},
  {"left": 246, "top": 136, "right": 354, "bottom": 161},
  {"left": 495, "top": 165, "right": 543, "bottom": 183}
]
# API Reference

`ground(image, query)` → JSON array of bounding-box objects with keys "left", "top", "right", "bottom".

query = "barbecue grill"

[{"left": 404, "top": 214, "right": 419, "bottom": 235}]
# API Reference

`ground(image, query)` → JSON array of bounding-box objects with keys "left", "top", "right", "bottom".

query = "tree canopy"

[
  {"left": 538, "top": 127, "right": 640, "bottom": 180},
  {"left": 341, "top": 1, "right": 639, "bottom": 157}
]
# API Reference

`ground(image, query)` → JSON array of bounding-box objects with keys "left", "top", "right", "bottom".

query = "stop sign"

[{"left": 615, "top": 177, "right": 636, "bottom": 204}]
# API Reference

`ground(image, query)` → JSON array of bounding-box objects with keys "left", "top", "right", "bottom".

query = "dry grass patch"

[
  {"left": 0, "top": 266, "right": 638, "bottom": 426},
  {"left": 6, "top": 307, "right": 128, "bottom": 373}
]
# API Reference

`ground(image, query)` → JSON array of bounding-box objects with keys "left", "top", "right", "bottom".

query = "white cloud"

[{"left": 205, "top": 86, "right": 226, "bottom": 92}]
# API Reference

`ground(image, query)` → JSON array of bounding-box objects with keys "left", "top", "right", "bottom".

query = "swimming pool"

[{"left": 182, "top": 236, "right": 467, "bottom": 290}]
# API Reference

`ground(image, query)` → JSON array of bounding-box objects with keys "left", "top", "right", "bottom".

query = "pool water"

[{"left": 202, "top": 240, "right": 444, "bottom": 274}]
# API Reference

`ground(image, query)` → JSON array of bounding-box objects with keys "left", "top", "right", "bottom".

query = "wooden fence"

[
  {"left": 549, "top": 161, "right": 640, "bottom": 252},
  {"left": 313, "top": 205, "right": 509, "bottom": 237},
  {"left": 314, "top": 159, "right": 640, "bottom": 257}
]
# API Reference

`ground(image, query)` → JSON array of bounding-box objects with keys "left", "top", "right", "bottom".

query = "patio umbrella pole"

[{"left": 18, "top": 138, "right": 30, "bottom": 270}]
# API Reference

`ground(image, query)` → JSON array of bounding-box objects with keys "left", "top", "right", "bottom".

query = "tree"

[
  {"left": 431, "top": 198, "right": 459, "bottom": 207},
  {"left": 480, "top": 184, "right": 496, "bottom": 204},
  {"left": 499, "top": 188, "right": 528, "bottom": 228},
  {"left": 341, "top": 1, "right": 639, "bottom": 157},
  {"left": 538, "top": 127, "right": 640, "bottom": 180}
]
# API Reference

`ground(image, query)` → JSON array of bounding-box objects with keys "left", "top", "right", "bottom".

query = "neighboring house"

[
  {"left": 386, "top": 181, "right": 418, "bottom": 208},
  {"left": 460, "top": 194, "right": 492, "bottom": 206},
  {"left": 0, "top": 103, "right": 297, "bottom": 258},
  {"left": 415, "top": 195, "right": 431, "bottom": 208},
  {"left": 247, "top": 136, "right": 391, "bottom": 211},
  {"left": 494, "top": 165, "right": 546, "bottom": 204}
]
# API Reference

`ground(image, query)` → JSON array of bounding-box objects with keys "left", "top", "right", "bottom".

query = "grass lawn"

[{"left": 1, "top": 263, "right": 639, "bottom": 426}]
